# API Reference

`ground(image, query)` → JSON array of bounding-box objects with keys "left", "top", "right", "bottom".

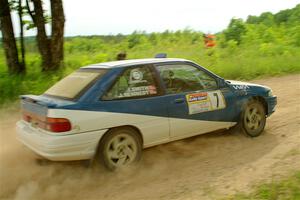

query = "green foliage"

[
  {"left": 224, "top": 18, "right": 246, "bottom": 44},
  {"left": 246, "top": 4, "right": 300, "bottom": 26},
  {"left": 226, "top": 171, "right": 300, "bottom": 200},
  {"left": 0, "top": 4, "right": 300, "bottom": 106}
]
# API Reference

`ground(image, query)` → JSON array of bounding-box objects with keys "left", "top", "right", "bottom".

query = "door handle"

[{"left": 173, "top": 98, "right": 184, "bottom": 104}]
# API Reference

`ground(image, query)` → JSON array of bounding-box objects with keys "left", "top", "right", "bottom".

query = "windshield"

[{"left": 44, "top": 69, "right": 107, "bottom": 99}]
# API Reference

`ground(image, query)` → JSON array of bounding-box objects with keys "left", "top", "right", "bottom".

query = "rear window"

[{"left": 44, "top": 69, "right": 107, "bottom": 99}]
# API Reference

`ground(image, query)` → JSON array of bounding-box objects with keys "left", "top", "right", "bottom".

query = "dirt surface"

[{"left": 0, "top": 74, "right": 300, "bottom": 200}]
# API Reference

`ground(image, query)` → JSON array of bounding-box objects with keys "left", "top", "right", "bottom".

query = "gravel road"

[{"left": 0, "top": 74, "right": 299, "bottom": 200}]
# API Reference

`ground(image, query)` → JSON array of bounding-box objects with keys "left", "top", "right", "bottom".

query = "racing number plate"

[{"left": 186, "top": 90, "right": 226, "bottom": 115}]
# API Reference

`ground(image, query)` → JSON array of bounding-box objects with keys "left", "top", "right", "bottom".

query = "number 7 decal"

[
  {"left": 186, "top": 90, "right": 226, "bottom": 115},
  {"left": 213, "top": 92, "right": 219, "bottom": 108},
  {"left": 209, "top": 90, "right": 226, "bottom": 110}
]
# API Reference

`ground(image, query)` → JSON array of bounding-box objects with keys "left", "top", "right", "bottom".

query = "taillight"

[
  {"left": 46, "top": 118, "right": 71, "bottom": 132},
  {"left": 22, "top": 111, "right": 71, "bottom": 133},
  {"left": 23, "top": 113, "right": 32, "bottom": 122}
]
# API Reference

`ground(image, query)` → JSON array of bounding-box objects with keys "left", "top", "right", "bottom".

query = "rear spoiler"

[{"left": 20, "top": 95, "right": 57, "bottom": 108}]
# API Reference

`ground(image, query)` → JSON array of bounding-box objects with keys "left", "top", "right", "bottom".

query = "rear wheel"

[
  {"left": 98, "top": 127, "right": 142, "bottom": 170},
  {"left": 241, "top": 99, "right": 266, "bottom": 137}
]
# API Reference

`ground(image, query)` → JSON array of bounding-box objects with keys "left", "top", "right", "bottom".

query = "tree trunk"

[
  {"left": 50, "top": 0, "right": 65, "bottom": 69},
  {"left": 27, "top": 0, "right": 65, "bottom": 71},
  {"left": 0, "top": 0, "right": 23, "bottom": 74},
  {"left": 18, "top": 0, "right": 26, "bottom": 71},
  {"left": 31, "top": 0, "right": 52, "bottom": 71}
]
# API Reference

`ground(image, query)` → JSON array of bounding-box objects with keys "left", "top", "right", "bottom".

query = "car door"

[
  {"left": 93, "top": 64, "right": 170, "bottom": 147},
  {"left": 155, "top": 62, "right": 237, "bottom": 140}
]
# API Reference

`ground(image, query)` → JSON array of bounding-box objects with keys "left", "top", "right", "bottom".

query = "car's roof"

[{"left": 82, "top": 58, "right": 190, "bottom": 69}]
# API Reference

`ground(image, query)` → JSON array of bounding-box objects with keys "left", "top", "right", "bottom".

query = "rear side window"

[
  {"left": 44, "top": 69, "right": 107, "bottom": 99},
  {"left": 102, "top": 66, "right": 158, "bottom": 100}
]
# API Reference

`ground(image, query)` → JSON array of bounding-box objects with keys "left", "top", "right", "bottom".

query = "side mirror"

[{"left": 217, "top": 78, "right": 228, "bottom": 88}]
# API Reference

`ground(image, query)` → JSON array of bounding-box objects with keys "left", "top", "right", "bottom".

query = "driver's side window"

[{"left": 156, "top": 64, "right": 218, "bottom": 94}]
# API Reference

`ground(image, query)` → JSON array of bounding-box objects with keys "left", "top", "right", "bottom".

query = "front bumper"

[
  {"left": 16, "top": 121, "right": 107, "bottom": 161},
  {"left": 265, "top": 95, "right": 277, "bottom": 116}
]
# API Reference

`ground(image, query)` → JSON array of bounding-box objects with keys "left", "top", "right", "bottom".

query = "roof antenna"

[{"left": 155, "top": 53, "right": 167, "bottom": 58}]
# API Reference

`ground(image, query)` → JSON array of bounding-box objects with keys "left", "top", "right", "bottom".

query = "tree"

[
  {"left": 26, "top": 0, "right": 65, "bottom": 71},
  {"left": 274, "top": 9, "right": 291, "bottom": 25},
  {"left": 17, "top": 0, "right": 26, "bottom": 69},
  {"left": 50, "top": 0, "right": 64, "bottom": 68},
  {"left": 246, "top": 15, "right": 260, "bottom": 24},
  {"left": 0, "top": 0, "right": 25, "bottom": 74},
  {"left": 258, "top": 12, "right": 274, "bottom": 26},
  {"left": 224, "top": 18, "right": 246, "bottom": 45}
]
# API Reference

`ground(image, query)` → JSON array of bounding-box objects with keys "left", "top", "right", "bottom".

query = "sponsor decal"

[
  {"left": 187, "top": 92, "right": 208, "bottom": 102},
  {"left": 232, "top": 85, "right": 250, "bottom": 90},
  {"left": 119, "top": 85, "right": 157, "bottom": 97},
  {"left": 129, "top": 69, "right": 146, "bottom": 84},
  {"left": 186, "top": 90, "right": 226, "bottom": 115},
  {"left": 148, "top": 85, "right": 157, "bottom": 95}
]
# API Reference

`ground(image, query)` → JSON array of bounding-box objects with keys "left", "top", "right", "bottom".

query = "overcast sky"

[{"left": 11, "top": 0, "right": 300, "bottom": 36}]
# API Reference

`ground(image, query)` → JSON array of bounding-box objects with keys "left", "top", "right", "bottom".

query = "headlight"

[{"left": 267, "top": 90, "right": 273, "bottom": 96}]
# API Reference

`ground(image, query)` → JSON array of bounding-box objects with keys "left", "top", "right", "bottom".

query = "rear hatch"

[{"left": 20, "top": 68, "right": 108, "bottom": 132}]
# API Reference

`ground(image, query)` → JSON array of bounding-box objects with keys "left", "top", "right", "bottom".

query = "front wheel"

[
  {"left": 241, "top": 99, "right": 266, "bottom": 137},
  {"left": 98, "top": 127, "right": 142, "bottom": 170}
]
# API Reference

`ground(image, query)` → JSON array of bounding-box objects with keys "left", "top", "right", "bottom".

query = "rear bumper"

[
  {"left": 265, "top": 96, "right": 277, "bottom": 117},
  {"left": 16, "top": 121, "right": 108, "bottom": 161}
]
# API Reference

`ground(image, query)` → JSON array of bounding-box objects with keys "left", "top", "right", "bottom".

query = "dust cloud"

[{"left": 1, "top": 74, "right": 300, "bottom": 200}]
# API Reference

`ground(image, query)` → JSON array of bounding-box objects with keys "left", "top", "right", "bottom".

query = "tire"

[
  {"left": 241, "top": 99, "right": 266, "bottom": 137},
  {"left": 98, "top": 127, "right": 142, "bottom": 170}
]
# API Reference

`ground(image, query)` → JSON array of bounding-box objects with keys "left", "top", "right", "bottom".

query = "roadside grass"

[{"left": 225, "top": 171, "right": 300, "bottom": 200}]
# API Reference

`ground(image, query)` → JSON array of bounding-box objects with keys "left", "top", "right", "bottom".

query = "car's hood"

[
  {"left": 226, "top": 80, "right": 270, "bottom": 95},
  {"left": 228, "top": 80, "right": 270, "bottom": 88}
]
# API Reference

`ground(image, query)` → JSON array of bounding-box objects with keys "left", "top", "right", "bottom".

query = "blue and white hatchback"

[{"left": 17, "top": 57, "right": 277, "bottom": 170}]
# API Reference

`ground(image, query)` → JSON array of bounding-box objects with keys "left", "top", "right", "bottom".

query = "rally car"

[{"left": 16, "top": 57, "right": 277, "bottom": 170}]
